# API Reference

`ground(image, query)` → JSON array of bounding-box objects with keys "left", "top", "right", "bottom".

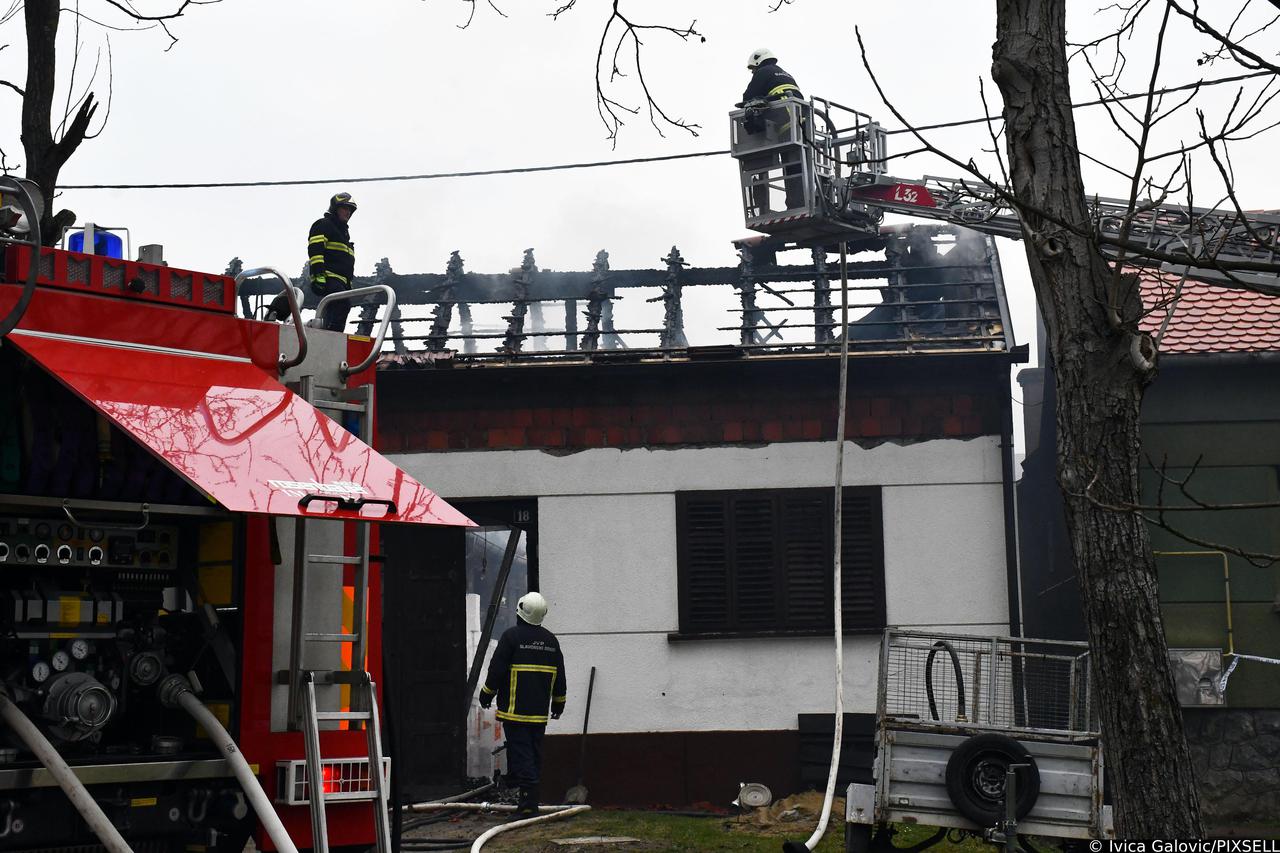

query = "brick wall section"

[{"left": 377, "top": 357, "right": 1008, "bottom": 453}]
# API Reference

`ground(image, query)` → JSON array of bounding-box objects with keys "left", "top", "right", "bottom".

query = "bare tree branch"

[
  {"left": 591, "top": 1, "right": 702, "bottom": 143},
  {"left": 1140, "top": 512, "right": 1279, "bottom": 566},
  {"left": 58, "top": 6, "right": 155, "bottom": 32},
  {"left": 1071, "top": 455, "right": 1280, "bottom": 566},
  {"left": 548, "top": 0, "right": 577, "bottom": 20},
  {"left": 457, "top": 0, "right": 506, "bottom": 30},
  {"left": 1106, "top": 1, "right": 1174, "bottom": 330},
  {"left": 59, "top": 0, "right": 85, "bottom": 143},
  {"left": 1167, "top": 0, "right": 1280, "bottom": 73},
  {"left": 84, "top": 34, "right": 112, "bottom": 140},
  {"left": 92, "top": 0, "right": 221, "bottom": 48},
  {"left": 96, "top": 0, "right": 214, "bottom": 22}
]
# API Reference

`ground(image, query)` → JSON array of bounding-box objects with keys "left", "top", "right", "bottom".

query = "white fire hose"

[
  {"left": 404, "top": 801, "right": 578, "bottom": 814},
  {"left": 468, "top": 805, "right": 591, "bottom": 852},
  {"left": 400, "top": 801, "right": 591, "bottom": 851},
  {"left": 785, "top": 243, "right": 852, "bottom": 853},
  {"left": 0, "top": 690, "right": 133, "bottom": 853},
  {"left": 158, "top": 675, "right": 300, "bottom": 853},
  {"left": 401, "top": 782, "right": 494, "bottom": 808}
]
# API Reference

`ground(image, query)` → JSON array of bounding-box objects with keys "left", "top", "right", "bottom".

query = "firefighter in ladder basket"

[
  {"left": 740, "top": 48, "right": 806, "bottom": 213},
  {"left": 479, "top": 592, "right": 568, "bottom": 816}
]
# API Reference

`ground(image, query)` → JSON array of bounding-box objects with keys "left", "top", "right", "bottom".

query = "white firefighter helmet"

[
  {"left": 747, "top": 48, "right": 776, "bottom": 70},
  {"left": 516, "top": 591, "right": 548, "bottom": 626}
]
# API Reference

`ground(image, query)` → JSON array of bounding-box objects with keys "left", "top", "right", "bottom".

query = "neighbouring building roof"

[{"left": 1140, "top": 274, "right": 1280, "bottom": 354}]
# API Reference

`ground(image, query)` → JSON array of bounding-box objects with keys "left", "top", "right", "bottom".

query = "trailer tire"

[
  {"left": 944, "top": 733, "right": 1040, "bottom": 827},
  {"left": 844, "top": 822, "right": 872, "bottom": 853}
]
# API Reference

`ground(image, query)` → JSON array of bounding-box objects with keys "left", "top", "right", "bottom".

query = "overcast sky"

[{"left": 4, "top": 0, "right": 1277, "bottom": 451}]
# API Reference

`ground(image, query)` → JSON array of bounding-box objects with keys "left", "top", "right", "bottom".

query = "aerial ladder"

[{"left": 729, "top": 96, "right": 1280, "bottom": 294}]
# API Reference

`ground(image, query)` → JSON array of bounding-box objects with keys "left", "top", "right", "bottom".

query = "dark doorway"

[{"left": 382, "top": 499, "right": 537, "bottom": 801}]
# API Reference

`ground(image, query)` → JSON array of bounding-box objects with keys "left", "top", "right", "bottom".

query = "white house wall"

[{"left": 392, "top": 437, "right": 1011, "bottom": 734}]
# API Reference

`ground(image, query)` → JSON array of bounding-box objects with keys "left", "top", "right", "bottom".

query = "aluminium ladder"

[{"left": 285, "top": 375, "right": 391, "bottom": 853}]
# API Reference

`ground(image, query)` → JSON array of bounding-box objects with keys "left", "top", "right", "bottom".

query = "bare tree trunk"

[
  {"left": 992, "top": 0, "right": 1203, "bottom": 838},
  {"left": 21, "top": 3, "right": 94, "bottom": 243}
]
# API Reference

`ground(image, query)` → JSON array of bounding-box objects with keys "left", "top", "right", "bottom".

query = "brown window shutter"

[
  {"left": 840, "top": 488, "right": 886, "bottom": 631},
  {"left": 730, "top": 494, "right": 779, "bottom": 629},
  {"left": 678, "top": 493, "right": 732, "bottom": 631},
  {"left": 780, "top": 491, "right": 830, "bottom": 628}
]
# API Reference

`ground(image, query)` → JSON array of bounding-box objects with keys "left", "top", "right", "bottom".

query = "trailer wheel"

[
  {"left": 944, "top": 733, "right": 1040, "bottom": 827},
  {"left": 844, "top": 822, "right": 872, "bottom": 853}
]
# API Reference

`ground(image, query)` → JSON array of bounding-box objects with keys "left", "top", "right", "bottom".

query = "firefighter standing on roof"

[
  {"left": 308, "top": 192, "right": 357, "bottom": 332},
  {"left": 479, "top": 591, "right": 566, "bottom": 816}
]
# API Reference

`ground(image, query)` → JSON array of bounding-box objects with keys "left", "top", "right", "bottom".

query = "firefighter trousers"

[{"left": 502, "top": 720, "right": 546, "bottom": 790}]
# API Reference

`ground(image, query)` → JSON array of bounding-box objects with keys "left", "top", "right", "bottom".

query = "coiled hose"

[{"left": 925, "top": 640, "right": 967, "bottom": 722}]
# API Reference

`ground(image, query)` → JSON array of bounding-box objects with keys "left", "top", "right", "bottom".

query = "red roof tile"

[{"left": 1139, "top": 272, "right": 1280, "bottom": 354}]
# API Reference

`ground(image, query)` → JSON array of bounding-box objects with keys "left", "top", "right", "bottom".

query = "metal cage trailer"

[{"left": 845, "top": 630, "right": 1114, "bottom": 851}]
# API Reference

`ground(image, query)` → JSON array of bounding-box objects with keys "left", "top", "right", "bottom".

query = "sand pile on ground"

[{"left": 728, "top": 791, "right": 847, "bottom": 835}]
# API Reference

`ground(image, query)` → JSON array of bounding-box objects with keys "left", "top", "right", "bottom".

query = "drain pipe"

[
  {"left": 468, "top": 805, "right": 591, "bottom": 852},
  {"left": 158, "top": 675, "right": 300, "bottom": 853},
  {"left": 0, "top": 690, "right": 132, "bottom": 853},
  {"left": 784, "top": 242, "right": 851, "bottom": 853}
]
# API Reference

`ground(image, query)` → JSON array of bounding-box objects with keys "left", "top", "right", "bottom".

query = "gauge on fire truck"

[
  {"left": 51, "top": 650, "right": 70, "bottom": 672},
  {"left": 30, "top": 661, "right": 50, "bottom": 684},
  {"left": 69, "top": 639, "right": 89, "bottom": 661}
]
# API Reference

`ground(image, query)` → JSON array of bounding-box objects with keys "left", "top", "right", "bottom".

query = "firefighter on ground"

[
  {"left": 479, "top": 591, "right": 567, "bottom": 816},
  {"left": 739, "top": 48, "right": 806, "bottom": 212},
  {"left": 308, "top": 192, "right": 358, "bottom": 332}
]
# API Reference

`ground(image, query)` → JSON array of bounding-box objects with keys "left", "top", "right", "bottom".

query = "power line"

[
  {"left": 59, "top": 69, "right": 1275, "bottom": 190},
  {"left": 884, "top": 68, "right": 1273, "bottom": 135},
  {"left": 58, "top": 149, "right": 731, "bottom": 190}
]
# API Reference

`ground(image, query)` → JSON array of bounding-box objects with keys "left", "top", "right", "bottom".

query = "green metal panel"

[
  {"left": 1142, "top": 464, "right": 1279, "bottom": 604},
  {"left": 1140, "top": 394, "right": 1280, "bottom": 707},
  {"left": 1141, "top": 422, "right": 1280, "bottom": 467}
]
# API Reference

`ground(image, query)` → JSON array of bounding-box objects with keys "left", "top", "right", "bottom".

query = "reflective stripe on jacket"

[{"left": 481, "top": 621, "right": 567, "bottom": 725}]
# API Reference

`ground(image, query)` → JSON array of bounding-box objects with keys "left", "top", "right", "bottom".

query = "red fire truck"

[{"left": 0, "top": 178, "right": 472, "bottom": 853}]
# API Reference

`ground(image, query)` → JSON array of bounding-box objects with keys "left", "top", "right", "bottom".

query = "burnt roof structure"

[{"left": 236, "top": 223, "right": 1015, "bottom": 368}]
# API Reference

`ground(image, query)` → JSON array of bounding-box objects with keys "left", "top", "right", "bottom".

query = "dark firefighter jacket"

[
  {"left": 307, "top": 212, "right": 355, "bottom": 293},
  {"left": 481, "top": 621, "right": 567, "bottom": 725},
  {"left": 742, "top": 59, "right": 802, "bottom": 103}
]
